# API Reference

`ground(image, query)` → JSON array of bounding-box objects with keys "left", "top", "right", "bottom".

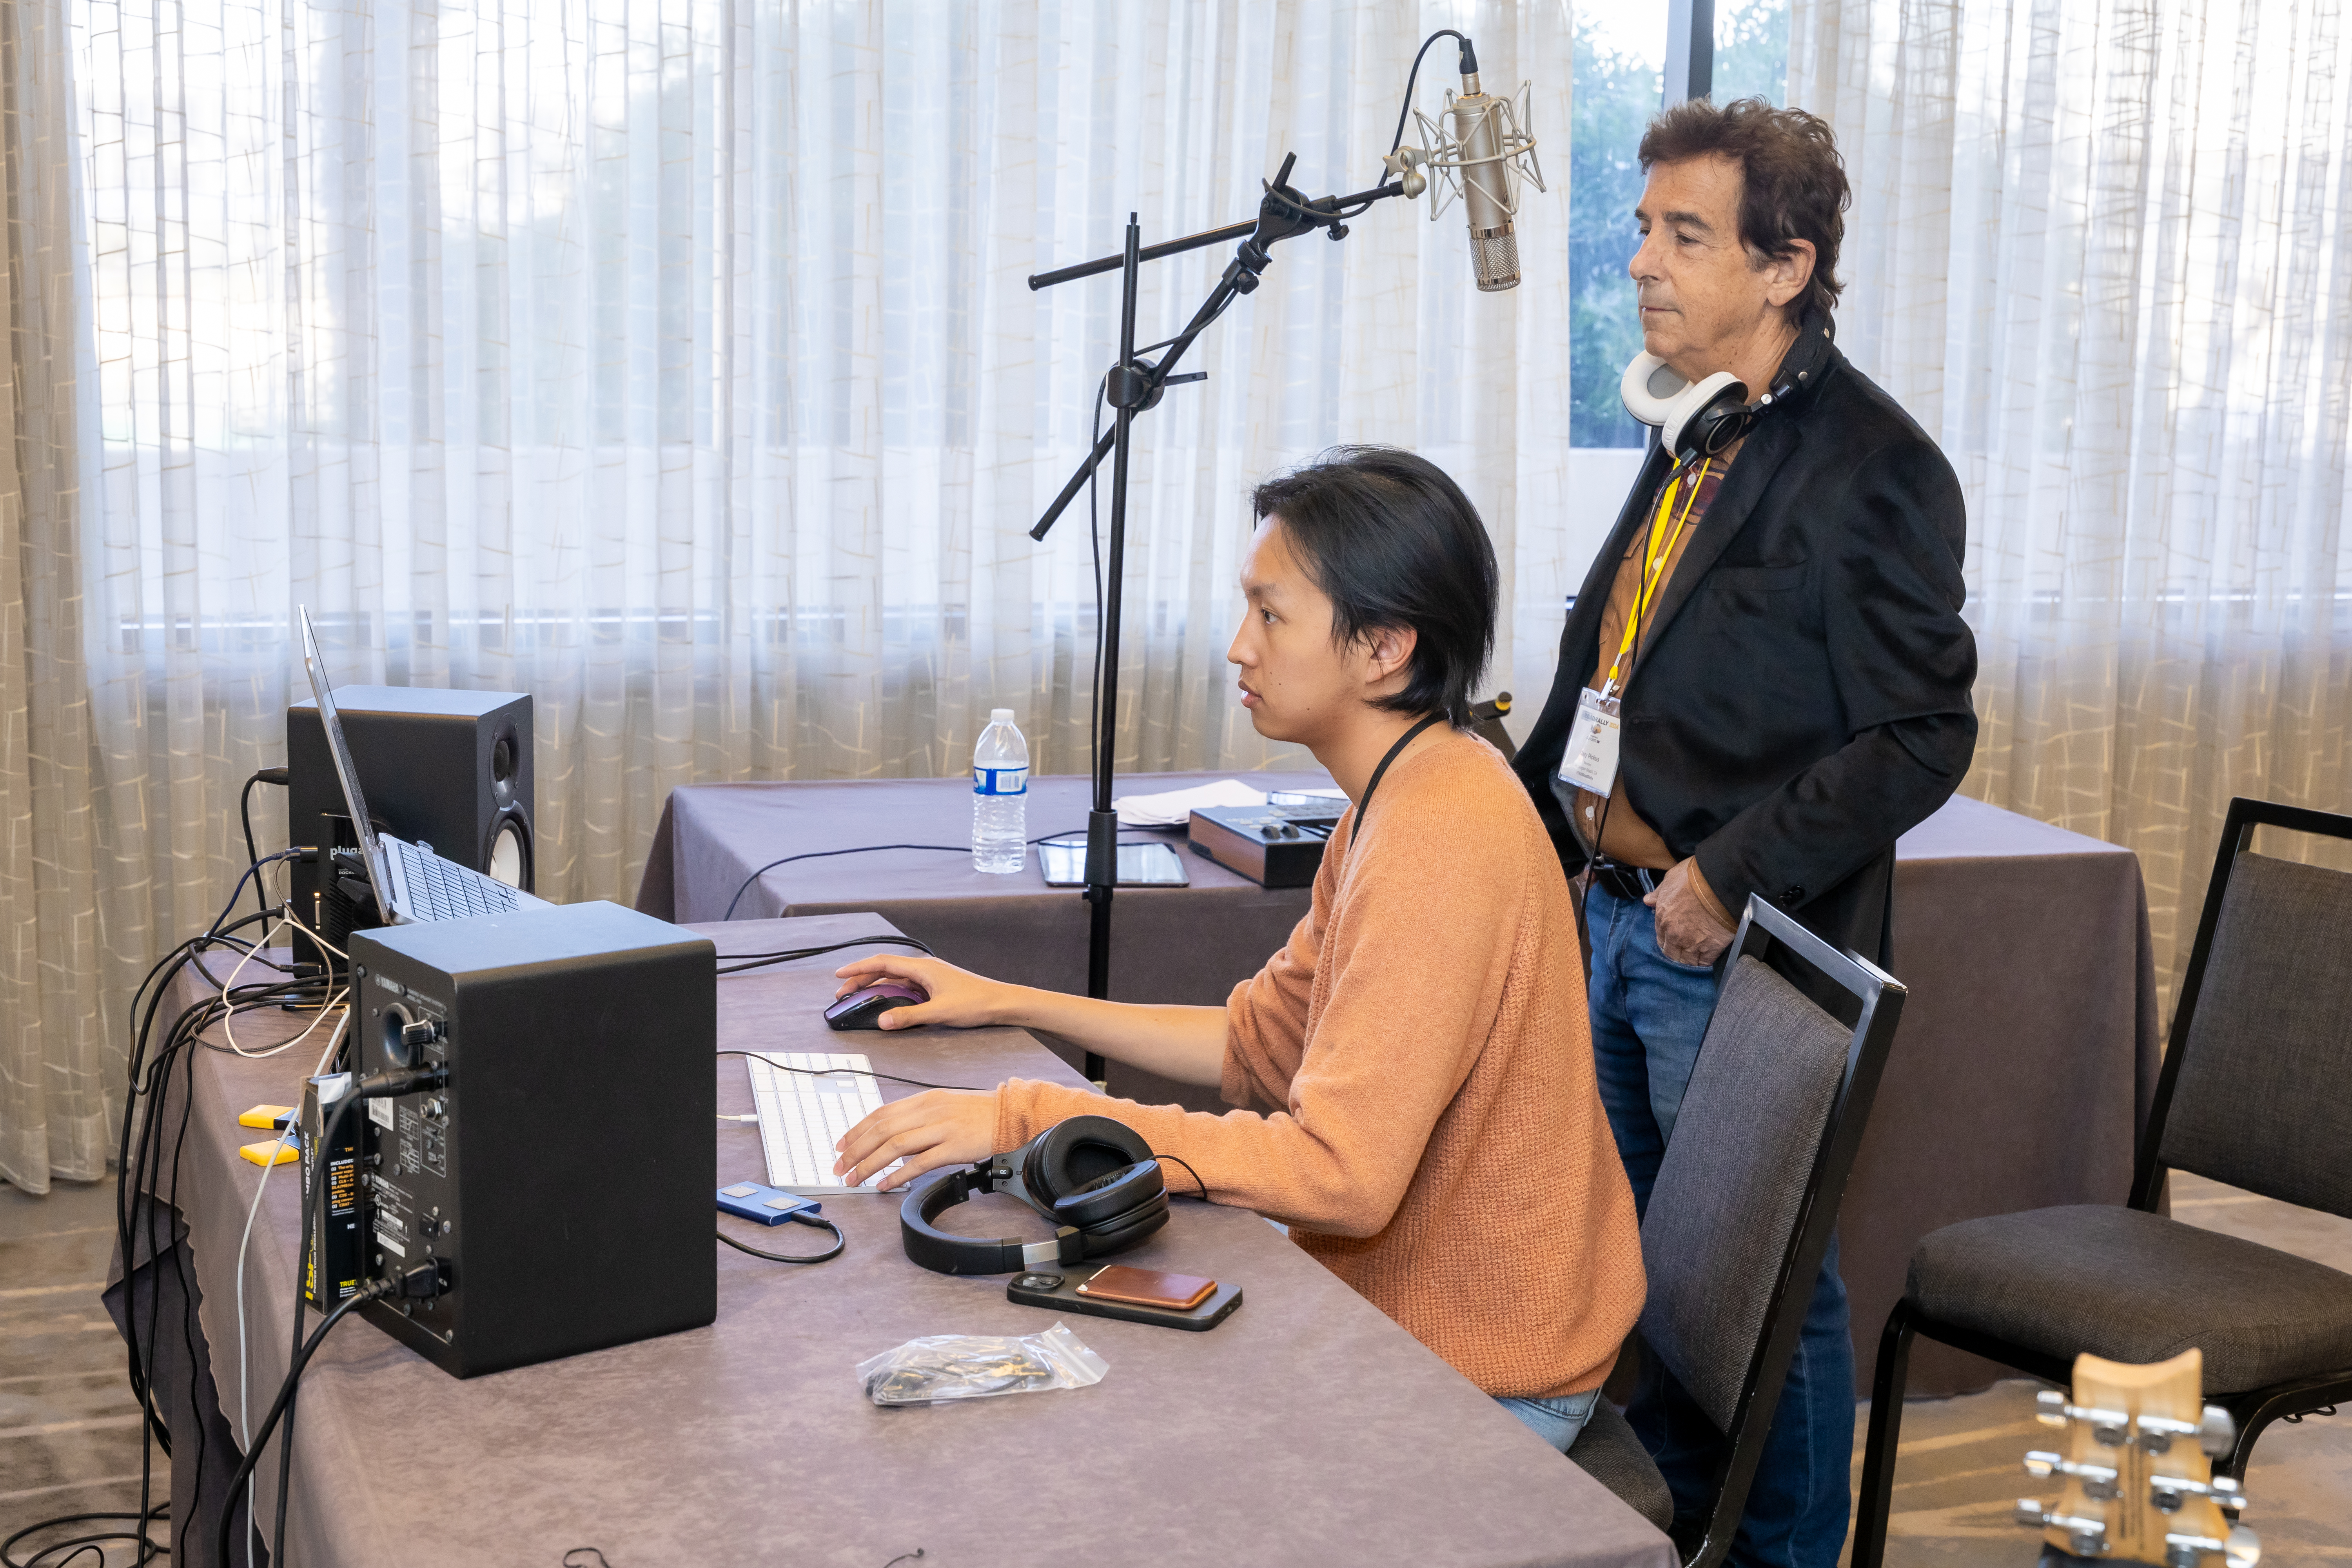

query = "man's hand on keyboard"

[
  {"left": 831, "top": 953, "right": 1009, "bottom": 1031},
  {"left": 833, "top": 1089, "right": 1000, "bottom": 1191}
]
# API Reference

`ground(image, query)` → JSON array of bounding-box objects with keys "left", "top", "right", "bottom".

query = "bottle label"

[{"left": 973, "top": 765, "right": 1028, "bottom": 797}]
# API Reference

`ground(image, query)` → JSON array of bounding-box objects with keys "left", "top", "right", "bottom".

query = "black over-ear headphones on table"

[{"left": 899, "top": 1115, "right": 1170, "bottom": 1275}]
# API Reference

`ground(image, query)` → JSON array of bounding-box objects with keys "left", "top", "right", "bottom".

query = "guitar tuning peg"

[
  {"left": 2036, "top": 1388, "right": 2070, "bottom": 1428},
  {"left": 2200, "top": 1404, "right": 2238, "bottom": 1457},
  {"left": 2018, "top": 1500, "right": 2108, "bottom": 1558},
  {"left": 2162, "top": 1522, "right": 2261, "bottom": 1568}
]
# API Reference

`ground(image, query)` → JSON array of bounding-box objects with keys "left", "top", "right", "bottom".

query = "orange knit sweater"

[{"left": 994, "top": 730, "right": 1646, "bottom": 1398}]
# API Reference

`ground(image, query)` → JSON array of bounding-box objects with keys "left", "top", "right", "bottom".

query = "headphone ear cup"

[
  {"left": 1661, "top": 373, "right": 1749, "bottom": 462},
  {"left": 1074, "top": 1186, "right": 1171, "bottom": 1259},
  {"left": 1049, "top": 1159, "right": 1166, "bottom": 1231},
  {"left": 1620, "top": 352, "right": 1687, "bottom": 427},
  {"left": 1030, "top": 1114, "right": 1154, "bottom": 1204}
]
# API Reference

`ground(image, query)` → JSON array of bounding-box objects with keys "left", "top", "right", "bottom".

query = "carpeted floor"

[
  {"left": 0, "top": 1175, "right": 160, "bottom": 1567},
  {"left": 5, "top": 1170, "right": 2346, "bottom": 1566}
]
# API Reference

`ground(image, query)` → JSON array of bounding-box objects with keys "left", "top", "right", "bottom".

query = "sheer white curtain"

[
  {"left": 0, "top": 1, "right": 1578, "bottom": 1188},
  {"left": 2, "top": 0, "right": 103, "bottom": 1192},
  {"left": 1791, "top": 0, "right": 2352, "bottom": 998}
]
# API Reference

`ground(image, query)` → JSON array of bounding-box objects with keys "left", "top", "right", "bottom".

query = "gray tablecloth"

[
  {"left": 136, "top": 916, "right": 1670, "bottom": 1568},
  {"left": 639, "top": 780, "right": 2161, "bottom": 1396}
]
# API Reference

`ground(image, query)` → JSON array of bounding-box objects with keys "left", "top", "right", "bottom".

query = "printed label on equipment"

[
  {"left": 369, "top": 1098, "right": 395, "bottom": 1130},
  {"left": 973, "top": 765, "right": 1028, "bottom": 796},
  {"left": 1557, "top": 688, "right": 1623, "bottom": 795},
  {"left": 376, "top": 1224, "right": 407, "bottom": 1259}
]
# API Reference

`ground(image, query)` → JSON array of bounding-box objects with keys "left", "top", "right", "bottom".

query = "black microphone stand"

[{"left": 1028, "top": 155, "right": 1409, "bottom": 1083}]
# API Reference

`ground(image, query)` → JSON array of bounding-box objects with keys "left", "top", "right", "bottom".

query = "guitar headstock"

[{"left": 2017, "top": 1349, "right": 2260, "bottom": 1568}]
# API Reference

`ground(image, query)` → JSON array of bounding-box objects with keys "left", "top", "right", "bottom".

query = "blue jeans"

[
  {"left": 1586, "top": 878, "right": 1853, "bottom": 1568},
  {"left": 1496, "top": 1389, "right": 1601, "bottom": 1452}
]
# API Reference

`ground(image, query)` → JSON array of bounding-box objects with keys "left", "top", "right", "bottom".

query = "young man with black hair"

[
  {"left": 1516, "top": 100, "right": 1976, "bottom": 1563},
  {"left": 832, "top": 446, "right": 1644, "bottom": 1448}
]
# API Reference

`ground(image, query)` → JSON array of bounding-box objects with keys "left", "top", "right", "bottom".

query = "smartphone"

[
  {"left": 1076, "top": 1264, "right": 1216, "bottom": 1311},
  {"left": 1007, "top": 1264, "right": 1242, "bottom": 1332}
]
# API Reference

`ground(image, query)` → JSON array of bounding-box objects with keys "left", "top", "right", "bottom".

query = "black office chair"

[
  {"left": 1851, "top": 797, "right": 2352, "bottom": 1568},
  {"left": 1567, "top": 896, "right": 1907, "bottom": 1564}
]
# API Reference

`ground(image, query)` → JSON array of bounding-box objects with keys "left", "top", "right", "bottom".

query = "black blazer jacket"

[{"left": 1513, "top": 336, "right": 1978, "bottom": 962}]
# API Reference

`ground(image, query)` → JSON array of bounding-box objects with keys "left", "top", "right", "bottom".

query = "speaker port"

[
  {"left": 383, "top": 1003, "right": 416, "bottom": 1067},
  {"left": 382, "top": 1004, "right": 439, "bottom": 1069}
]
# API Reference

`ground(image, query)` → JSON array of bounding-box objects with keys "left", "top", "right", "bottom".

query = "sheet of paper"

[{"left": 1110, "top": 779, "right": 1268, "bottom": 827}]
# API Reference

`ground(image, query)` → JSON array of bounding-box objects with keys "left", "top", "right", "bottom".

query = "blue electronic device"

[{"left": 717, "top": 1182, "right": 823, "bottom": 1227}]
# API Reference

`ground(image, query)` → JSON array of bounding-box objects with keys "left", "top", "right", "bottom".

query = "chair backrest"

[
  {"left": 2138, "top": 798, "right": 2352, "bottom": 1219},
  {"left": 1638, "top": 897, "right": 1906, "bottom": 1568}
]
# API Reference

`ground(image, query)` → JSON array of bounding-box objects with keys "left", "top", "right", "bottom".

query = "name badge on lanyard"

[
  {"left": 1557, "top": 687, "right": 1623, "bottom": 795},
  {"left": 1555, "top": 453, "right": 1711, "bottom": 804}
]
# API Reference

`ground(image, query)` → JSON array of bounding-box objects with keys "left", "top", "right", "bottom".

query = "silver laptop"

[{"left": 299, "top": 607, "right": 547, "bottom": 925}]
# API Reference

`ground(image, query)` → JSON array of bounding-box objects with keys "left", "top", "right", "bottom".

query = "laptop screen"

[{"left": 298, "top": 607, "right": 392, "bottom": 908}]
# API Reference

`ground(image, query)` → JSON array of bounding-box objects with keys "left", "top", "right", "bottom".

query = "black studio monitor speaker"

[
  {"left": 347, "top": 901, "right": 717, "bottom": 1376},
  {"left": 288, "top": 686, "right": 535, "bottom": 950}
]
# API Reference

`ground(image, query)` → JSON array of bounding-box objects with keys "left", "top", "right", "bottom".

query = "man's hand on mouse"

[
  {"left": 834, "top": 1089, "right": 1000, "bottom": 1189},
  {"left": 831, "top": 953, "right": 1012, "bottom": 1031}
]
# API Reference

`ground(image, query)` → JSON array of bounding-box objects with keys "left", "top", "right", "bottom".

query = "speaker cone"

[
  {"left": 488, "top": 817, "right": 531, "bottom": 890},
  {"left": 490, "top": 728, "right": 519, "bottom": 807}
]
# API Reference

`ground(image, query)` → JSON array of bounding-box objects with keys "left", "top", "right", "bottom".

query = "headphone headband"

[{"left": 898, "top": 1115, "right": 1171, "bottom": 1276}]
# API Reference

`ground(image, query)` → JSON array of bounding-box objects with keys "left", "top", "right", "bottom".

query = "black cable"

[
  {"left": 277, "top": 1085, "right": 368, "bottom": 1558},
  {"left": 240, "top": 766, "right": 290, "bottom": 922},
  {"left": 0, "top": 1505, "right": 169, "bottom": 1568},
  {"left": 720, "top": 844, "right": 970, "bottom": 922},
  {"left": 1152, "top": 1152, "right": 1210, "bottom": 1201},
  {"left": 714, "top": 935, "right": 934, "bottom": 978},
  {"left": 717, "top": 1212, "right": 845, "bottom": 1264},
  {"left": 562, "top": 1552, "right": 613, "bottom": 1568},
  {"left": 1380, "top": 30, "right": 1471, "bottom": 174},
  {"left": 715, "top": 1050, "right": 983, "bottom": 1094},
  {"left": 212, "top": 1279, "right": 393, "bottom": 1568},
  {"left": 86, "top": 857, "right": 308, "bottom": 1568},
  {"left": 716, "top": 823, "right": 1175, "bottom": 926}
]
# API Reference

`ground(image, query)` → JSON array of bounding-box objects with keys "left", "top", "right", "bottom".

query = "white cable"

[
  {"left": 235, "top": 995, "right": 350, "bottom": 1568},
  {"left": 219, "top": 912, "right": 289, "bottom": 1056},
  {"left": 275, "top": 904, "right": 349, "bottom": 960},
  {"left": 222, "top": 899, "right": 354, "bottom": 1058}
]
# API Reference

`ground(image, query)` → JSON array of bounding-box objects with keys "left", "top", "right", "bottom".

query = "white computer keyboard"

[{"left": 745, "top": 1051, "right": 887, "bottom": 1194}]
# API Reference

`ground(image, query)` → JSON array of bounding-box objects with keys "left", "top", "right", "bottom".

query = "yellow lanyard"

[{"left": 1599, "top": 456, "right": 1711, "bottom": 697}]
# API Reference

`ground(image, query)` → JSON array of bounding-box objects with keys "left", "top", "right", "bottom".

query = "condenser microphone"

[
  {"left": 1403, "top": 35, "right": 1544, "bottom": 293},
  {"left": 1449, "top": 47, "right": 1519, "bottom": 290}
]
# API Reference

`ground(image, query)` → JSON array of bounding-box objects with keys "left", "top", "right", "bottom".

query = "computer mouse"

[{"left": 824, "top": 981, "right": 926, "bottom": 1031}]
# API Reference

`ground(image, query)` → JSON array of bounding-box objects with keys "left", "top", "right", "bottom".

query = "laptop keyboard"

[{"left": 394, "top": 838, "right": 526, "bottom": 920}]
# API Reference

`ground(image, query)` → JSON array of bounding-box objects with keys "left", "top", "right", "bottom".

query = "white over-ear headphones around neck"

[
  {"left": 1620, "top": 315, "right": 1833, "bottom": 464},
  {"left": 1619, "top": 355, "right": 1751, "bottom": 464}
]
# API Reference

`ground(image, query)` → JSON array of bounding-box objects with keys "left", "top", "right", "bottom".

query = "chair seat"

[
  {"left": 1567, "top": 1398, "right": 1674, "bottom": 1532},
  {"left": 1908, "top": 1205, "right": 2352, "bottom": 1394}
]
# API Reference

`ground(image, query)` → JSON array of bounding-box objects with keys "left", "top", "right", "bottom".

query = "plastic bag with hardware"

[{"left": 856, "top": 1320, "right": 1108, "bottom": 1408}]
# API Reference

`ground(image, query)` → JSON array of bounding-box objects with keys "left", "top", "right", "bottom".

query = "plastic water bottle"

[{"left": 972, "top": 709, "right": 1029, "bottom": 873}]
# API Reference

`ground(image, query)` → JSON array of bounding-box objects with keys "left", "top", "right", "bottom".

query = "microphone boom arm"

[{"left": 1026, "top": 160, "right": 1408, "bottom": 543}]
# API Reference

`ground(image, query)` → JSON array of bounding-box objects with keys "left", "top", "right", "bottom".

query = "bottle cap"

[{"left": 990, "top": 708, "right": 1014, "bottom": 723}]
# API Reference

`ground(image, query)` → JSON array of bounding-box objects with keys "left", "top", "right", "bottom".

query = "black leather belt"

[{"left": 1588, "top": 857, "right": 1663, "bottom": 904}]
